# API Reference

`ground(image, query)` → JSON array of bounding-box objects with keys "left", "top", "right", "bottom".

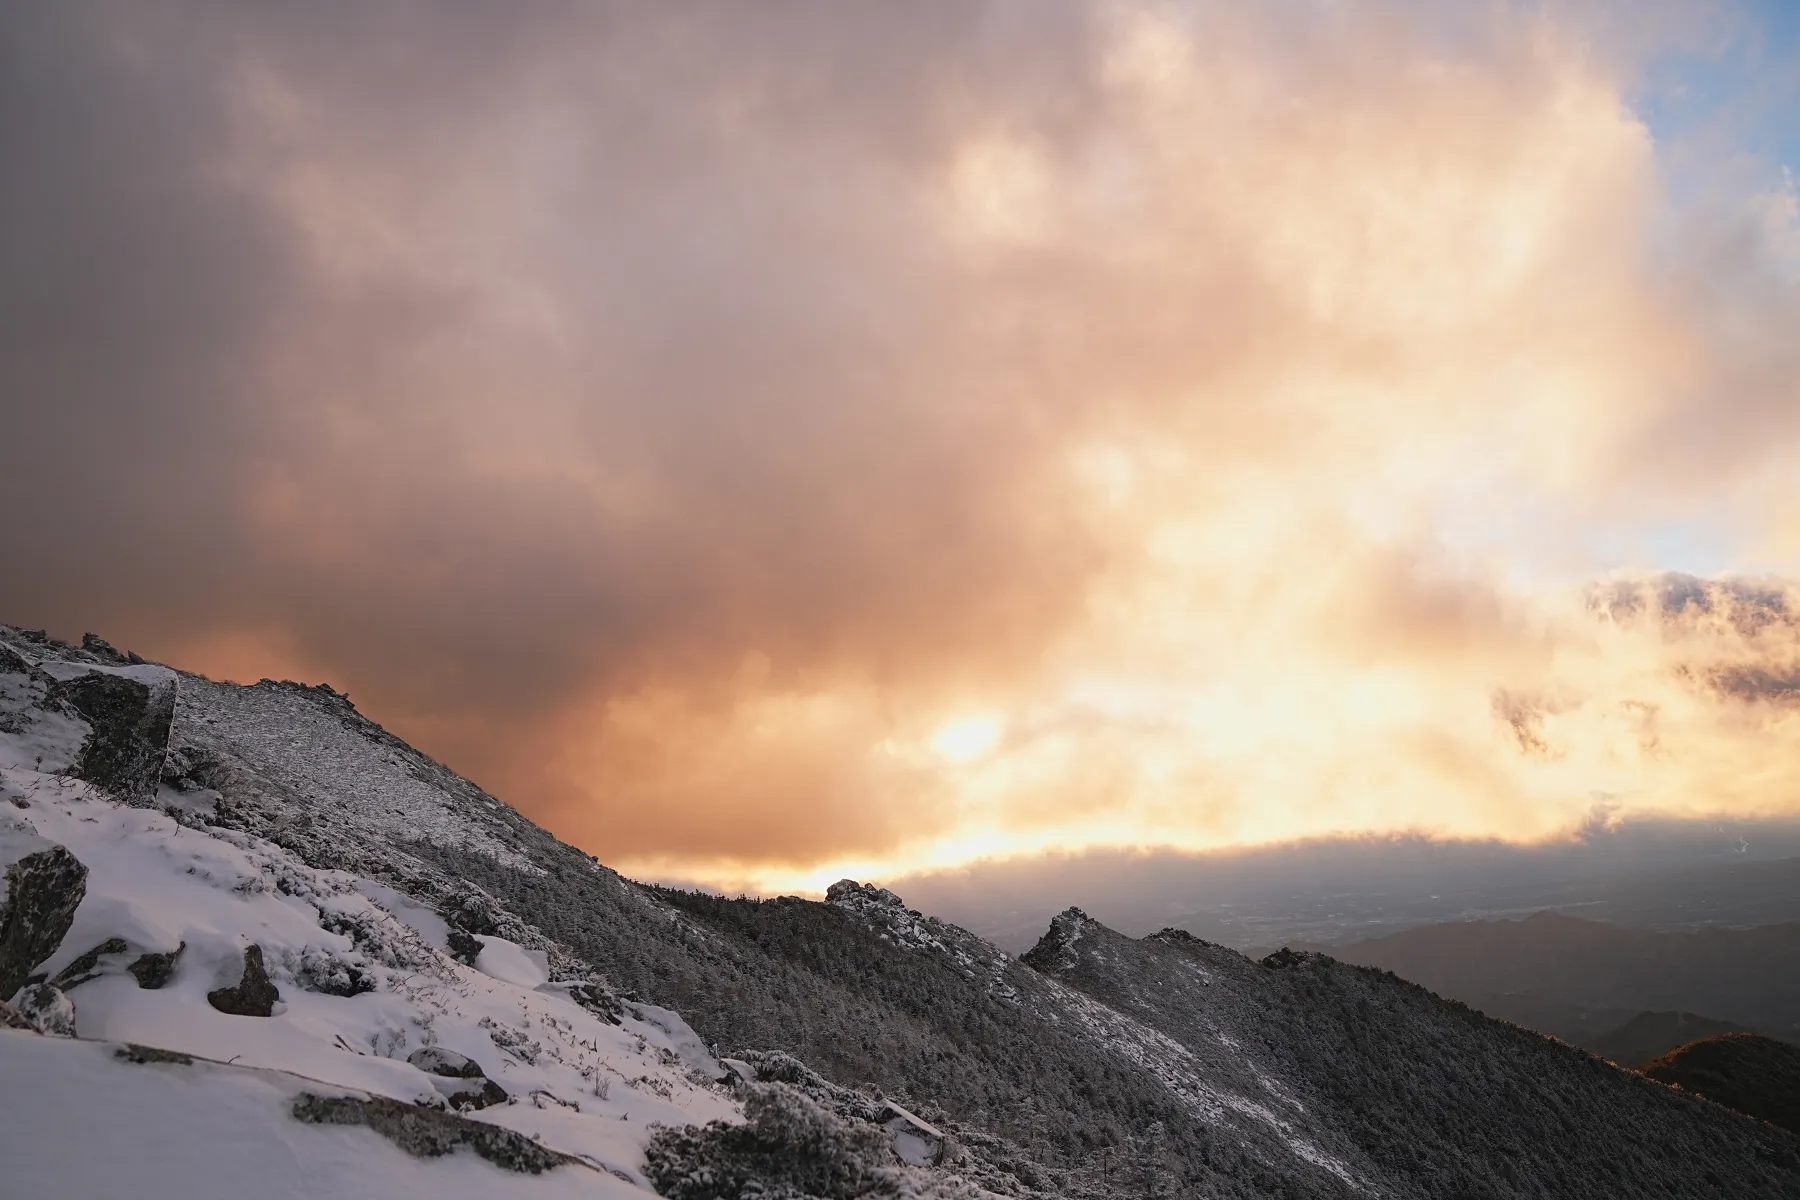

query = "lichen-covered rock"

[
  {"left": 128, "top": 942, "right": 185, "bottom": 989},
  {"left": 207, "top": 943, "right": 279, "bottom": 1016},
  {"left": 1, "top": 840, "right": 88, "bottom": 999},
  {"left": 291, "top": 1094, "right": 567, "bottom": 1172},
  {"left": 15, "top": 982, "right": 75, "bottom": 1036}
]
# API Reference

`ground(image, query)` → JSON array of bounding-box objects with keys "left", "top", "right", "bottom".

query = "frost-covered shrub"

[
  {"left": 644, "top": 1082, "right": 897, "bottom": 1200},
  {"left": 289, "top": 945, "right": 375, "bottom": 997}
]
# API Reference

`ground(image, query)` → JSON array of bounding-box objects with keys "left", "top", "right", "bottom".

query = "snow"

[
  {"left": 0, "top": 765, "right": 742, "bottom": 1191},
  {"left": 475, "top": 936, "right": 551, "bottom": 989},
  {"left": 30, "top": 658, "right": 177, "bottom": 687},
  {"left": 172, "top": 676, "right": 541, "bottom": 872},
  {"left": 0, "top": 669, "right": 89, "bottom": 775},
  {"left": 0, "top": 1031, "right": 640, "bottom": 1199}
]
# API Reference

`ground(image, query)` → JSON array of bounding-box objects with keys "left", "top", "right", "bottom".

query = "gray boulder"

[
  {"left": 1, "top": 840, "right": 88, "bottom": 999},
  {"left": 49, "top": 671, "right": 175, "bottom": 805}
]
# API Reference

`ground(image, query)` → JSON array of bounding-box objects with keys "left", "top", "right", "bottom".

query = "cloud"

[{"left": 3, "top": 1, "right": 1799, "bottom": 890}]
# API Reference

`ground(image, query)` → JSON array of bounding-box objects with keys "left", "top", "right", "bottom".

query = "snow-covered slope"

[{"left": 1, "top": 764, "right": 735, "bottom": 1195}]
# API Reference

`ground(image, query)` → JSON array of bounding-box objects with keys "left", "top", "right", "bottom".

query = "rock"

[
  {"left": 115, "top": 1043, "right": 194, "bottom": 1065},
  {"left": 408, "top": 1046, "right": 487, "bottom": 1079},
  {"left": 291, "top": 1094, "right": 564, "bottom": 1172},
  {"left": 128, "top": 942, "right": 185, "bottom": 989},
  {"left": 445, "top": 926, "right": 484, "bottom": 966},
  {"left": 1, "top": 842, "right": 88, "bottom": 999},
  {"left": 878, "top": 1098, "right": 946, "bottom": 1166},
  {"left": 51, "top": 936, "right": 130, "bottom": 990},
  {"left": 434, "top": 1075, "right": 510, "bottom": 1111},
  {"left": 207, "top": 943, "right": 279, "bottom": 1016},
  {"left": 406, "top": 1046, "right": 509, "bottom": 1109},
  {"left": 48, "top": 671, "right": 176, "bottom": 805},
  {"left": 79, "top": 633, "right": 129, "bottom": 664},
  {"left": 0, "top": 998, "right": 34, "bottom": 1030},
  {"left": 15, "top": 982, "right": 75, "bottom": 1036}
]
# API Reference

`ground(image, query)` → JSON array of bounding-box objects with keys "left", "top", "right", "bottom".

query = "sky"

[{"left": 3, "top": 0, "right": 1798, "bottom": 897}]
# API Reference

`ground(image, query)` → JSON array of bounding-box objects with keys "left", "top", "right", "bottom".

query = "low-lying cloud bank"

[
  {"left": 882, "top": 809, "right": 1800, "bottom": 953},
  {"left": 3, "top": 2, "right": 1798, "bottom": 889}
]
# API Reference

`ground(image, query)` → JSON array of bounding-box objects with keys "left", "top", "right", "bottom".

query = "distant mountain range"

[
  {"left": 1311, "top": 909, "right": 1800, "bottom": 1064},
  {"left": 4, "top": 623, "right": 1799, "bottom": 1198}
]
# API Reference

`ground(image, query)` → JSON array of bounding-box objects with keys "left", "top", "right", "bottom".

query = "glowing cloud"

[{"left": 3, "top": 1, "right": 1798, "bottom": 894}]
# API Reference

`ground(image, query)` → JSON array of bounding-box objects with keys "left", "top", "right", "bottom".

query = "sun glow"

[{"left": 930, "top": 715, "right": 1002, "bottom": 763}]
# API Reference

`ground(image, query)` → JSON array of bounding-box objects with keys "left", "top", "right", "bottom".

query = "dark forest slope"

[{"left": 1643, "top": 1034, "right": 1800, "bottom": 1135}]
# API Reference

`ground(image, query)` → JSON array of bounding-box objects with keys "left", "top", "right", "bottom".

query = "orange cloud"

[{"left": 4, "top": 2, "right": 1799, "bottom": 894}]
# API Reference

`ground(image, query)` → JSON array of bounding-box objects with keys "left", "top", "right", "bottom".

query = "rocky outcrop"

[
  {"left": 207, "top": 943, "right": 279, "bottom": 1016},
  {"left": 1019, "top": 906, "right": 1091, "bottom": 975},
  {"left": 50, "top": 671, "right": 175, "bottom": 804},
  {"left": 1, "top": 841, "right": 88, "bottom": 999}
]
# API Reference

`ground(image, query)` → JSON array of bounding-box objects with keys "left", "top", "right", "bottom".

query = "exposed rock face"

[
  {"left": 15, "top": 982, "right": 75, "bottom": 1036},
  {"left": 1, "top": 842, "right": 88, "bottom": 999},
  {"left": 207, "top": 943, "right": 279, "bottom": 1016},
  {"left": 1018, "top": 905, "right": 1091, "bottom": 975},
  {"left": 50, "top": 671, "right": 175, "bottom": 804},
  {"left": 127, "top": 942, "right": 184, "bottom": 989}
]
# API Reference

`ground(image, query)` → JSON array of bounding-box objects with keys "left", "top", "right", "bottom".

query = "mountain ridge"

[{"left": 5, "top": 623, "right": 1800, "bottom": 1198}]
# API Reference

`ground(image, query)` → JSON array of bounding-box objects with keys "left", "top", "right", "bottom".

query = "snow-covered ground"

[{"left": 0, "top": 764, "right": 740, "bottom": 1196}]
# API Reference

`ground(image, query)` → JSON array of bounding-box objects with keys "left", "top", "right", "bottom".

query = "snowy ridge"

[
  {"left": 830, "top": 887, "right": 1367, "bottom": 1188},
  {"left": 173, "top": 675, "right": 540, "bottom": 873},
  {"left": 0, "top": 765, "right": 736, "bottom": 1192},
  {"left": 825, "top": 880, "right": 1019, "bottom": 1002}
]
